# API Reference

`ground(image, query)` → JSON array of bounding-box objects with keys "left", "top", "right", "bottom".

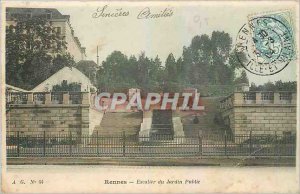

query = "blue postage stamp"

[{"left": 235, "top": 11, "right": 296, "bottom": 76}]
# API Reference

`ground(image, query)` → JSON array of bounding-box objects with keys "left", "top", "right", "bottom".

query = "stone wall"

[
  {"left": 7, "top": 105, "right": 90, "bottom": 135},
  {"left": 139, "top": 111, "right": 152, "bottom": 137},
  {"left": 89, "top": 108, "right": 103, "bottom": 135},
  {"left": 232, "top": 106, "right": 296, "bottom": 135},
  {"left": 6, "top": 92, "right": 95, "bottom": 135},
  {"left": 220, "top": 91, "right": 297, "bottom": 136}
]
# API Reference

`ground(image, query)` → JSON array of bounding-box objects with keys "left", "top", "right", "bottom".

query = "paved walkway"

[{"left": 7, "top": 157, "right": 295, "bottom": 166}]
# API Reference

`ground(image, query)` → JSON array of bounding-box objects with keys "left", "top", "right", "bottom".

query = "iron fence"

[
  {"left": 279, "top": 92, "right": 292, "bottom": 100},
  {"left": 33, "top": 93, "right": 46, "bottom": 104},
  {"left": 6, "top": 131, "right": 296, "bottom": 158},
  {"left": 51, "top": 92, "right": 64, "bottom": 104},
  {"left": 261, "top": 92, "right": 274, "bottom": 101},
  {"left": 69, "top": 92, "right": 82, "bottom": 104},
  {"left": 8, "top": 92, "right": 29, "bottom": 104},
  {"left": 243, "top": 92, "right": 256, "bottom": 101}
]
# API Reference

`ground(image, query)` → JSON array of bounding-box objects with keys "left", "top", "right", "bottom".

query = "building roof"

[
  {"left": 6, "top": 84, "right": 29, "bottom": 92},
  {"left": 6, "top": 8, "right": 70, "bottom": 20},
  {"left": 31, "top": 66, "right": 96, "bottom": 92}
]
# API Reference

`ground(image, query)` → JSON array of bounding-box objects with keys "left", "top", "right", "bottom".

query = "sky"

[{"left": 55, "top": 1, "right": 298, "bottom": 85}]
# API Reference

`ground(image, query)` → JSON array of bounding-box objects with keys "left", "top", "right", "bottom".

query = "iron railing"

[
  {"left": 51, "top": 92, "right": 64, "bottom": 104},
  {"left": 243, "top": 92, "right": 256, "bottom": 101},
  {"left": 8, "top": 92, "right": 28, "bottom": 104},
  {"left": 279, "top": 92, "right": 292, "bottom": 101},
  {"left": 6, "top": 131, "right": 296, "bottom": 158},
  {"left": 220, "top": 91, "right": 296, "bottom": 110},
  {"left": 6, "top": 92, "right": 87, "bottom": 105},
  {"left": 261, "top": 92, "right": 274, "bottom": 101},
  {"left": 69, "top": 92, "right": 82, "bottom": 104},
  {"left": 33, "top": 92, "right": 46, "bottom": 104}
]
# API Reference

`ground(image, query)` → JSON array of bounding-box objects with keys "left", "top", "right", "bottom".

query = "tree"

[
  {"left": 76, "top": 60, "right": 98, "bottom": 84},
  {"left": 6, "top": 17, "right": 74, "bottom": 90},
  {"left": 181, "top": 32, "right": 235, "bottom": 86},
  {"left": 249, "top": 81, "right": 296, "bottom": 91},
  {"left": 234, "top": 70, "right": 249, "bottom": 84},
  {"left": 165, "top": 53, "right": 177, "bottom": 82},
  {"left": 95, "top": 31, "right": 245, "bottom": 95},
  {"left": 176, "top": 57, "right": 184, "bottom": 82},
  {"left": 209, "top": 31, "right": 232, "bottom": 84},
  {"left": 137, "top": 52, "right": 152, "bottom": 91},
  {"left": 52, "top": 80, "right": 81, "bottom": 92},
  {"left": 182, "top": 46, "right": 193, "bottom": 84},
  {"left": 128, "top": 55, "right": 139, "bottom": 82},
  {"left": 148, "top": 56, "right": 164, "bottom": 91},
  {"left": 189, "top": 35, "right": 210, "bottom": 84},
  {"left": 249, "top": 82, "right": 257, "bottom": 91}
]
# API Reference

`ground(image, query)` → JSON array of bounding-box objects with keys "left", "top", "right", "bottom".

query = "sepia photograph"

[{"left": 1, "top": 0, "right": 299, "bottom": 193}]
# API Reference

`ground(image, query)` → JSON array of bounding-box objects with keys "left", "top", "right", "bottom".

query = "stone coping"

[
  {"left": 233, "top": 104, "right": 297, "bottom": 107},
  {"left": 8, "top": 104, "right": 90, "bottom": 108}
]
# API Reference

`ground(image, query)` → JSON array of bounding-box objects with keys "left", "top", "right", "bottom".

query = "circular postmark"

[{"left": 235, "top": 16, "right": 295, "bottom": 76}]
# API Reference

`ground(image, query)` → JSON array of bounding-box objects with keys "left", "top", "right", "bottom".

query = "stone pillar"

[
  {"left": 234, "top": 92, "right": 243, "bottom": 105},
  {"left": 63, "top": 93, "right": 70, "bottom": 105},
  {"left": 90, "top": 93, "right": 96, "bottom": 107},
  {"left": 256, "top": 92, "right": 262, "bottom": 104},
  {"left": 139, "top": 111, "right": 152, "bottom": 141},
  {"left": 45, "top": 93, "right": 51, "bottom": 104},
  {"left": 274, "top": 92, "right": 280, "bottom": 104},
  {"left": 291, "top": 93, "right": 297, "bottom": 104},
  {"left": 27, "top": 93, "right": 34, "bottom": 104},
  {"left": 82, "top": 92, "right": 90, "bottom": 105},
  {"left": 81, "top": 107, "right": 90, "bottom": 136}
]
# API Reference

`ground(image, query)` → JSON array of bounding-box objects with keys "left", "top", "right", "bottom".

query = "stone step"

[
  {"left": 92, "top": 129, "right": 138, "bottom": 135},
  {"left": 93, "top": 111, "right": 143, "bottom": 136},
  {"left": 184, "top": 129, "right": 225, "bottom": 137},
  {"left": 150, "top": 110, "right": 173, "bottom": 136}
]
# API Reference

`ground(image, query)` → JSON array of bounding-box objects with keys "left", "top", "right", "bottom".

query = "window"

[
  {"left": 56, "top": 27, "right": 61, "bottom": 35},
  {"left": 57, "top": 41, "right": 61, "bottom": 50},
  {"left": 46, "top": 13, "right": 52, "bottom": 19}
]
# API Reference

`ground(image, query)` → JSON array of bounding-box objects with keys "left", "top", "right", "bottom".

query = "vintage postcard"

[{"left": 1, "top": 0, "right": 299, "bottom": 193}]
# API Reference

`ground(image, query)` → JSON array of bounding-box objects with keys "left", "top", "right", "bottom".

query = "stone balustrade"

[
  {"left": 220, "top": 91, "right": 296, "bottom": 110},
  {"left": 6, "top": 92, "right": 90, "bottom": 105}
]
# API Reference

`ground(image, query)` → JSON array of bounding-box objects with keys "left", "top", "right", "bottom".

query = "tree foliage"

[
  {"left": 234, "top": 70, "right": 249, "bottom": 85},
  {"left": 6, "top": 17, "right": 75, "bottom": 90},
  {"left": 96, "top": 31, "right": 245, "bottom": 94},
  {"left": 52, "top": 80, "right": 81, "bottom": 92},
  {"left": 250, "top": 81, "right": 297, "bottom": 91},
  {"left": 76, "top": 60, "right": 98, "bottom": 84}
]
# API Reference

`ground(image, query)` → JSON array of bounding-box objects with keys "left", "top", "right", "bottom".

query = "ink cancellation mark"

[{"left": 235, "top": 12, "right": 296, "bottom": 76}]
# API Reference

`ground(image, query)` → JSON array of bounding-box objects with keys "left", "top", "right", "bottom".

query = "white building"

[
  {"left": 6, "top": 8, "right": 86, "bottom": 62},
  {"left": 31, "top": 67, "right": 96, "bottom": 92}
]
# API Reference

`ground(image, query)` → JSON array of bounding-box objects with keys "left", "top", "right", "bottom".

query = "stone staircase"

[
  {"left": 92, "top": 112, "right": 143, "bottom": 136},
  {"left": 150, "top": 110, "right": 174, "bottom": 139},
  {"left": 181, "top": 97, "right": 226, "bottom": 137}
]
